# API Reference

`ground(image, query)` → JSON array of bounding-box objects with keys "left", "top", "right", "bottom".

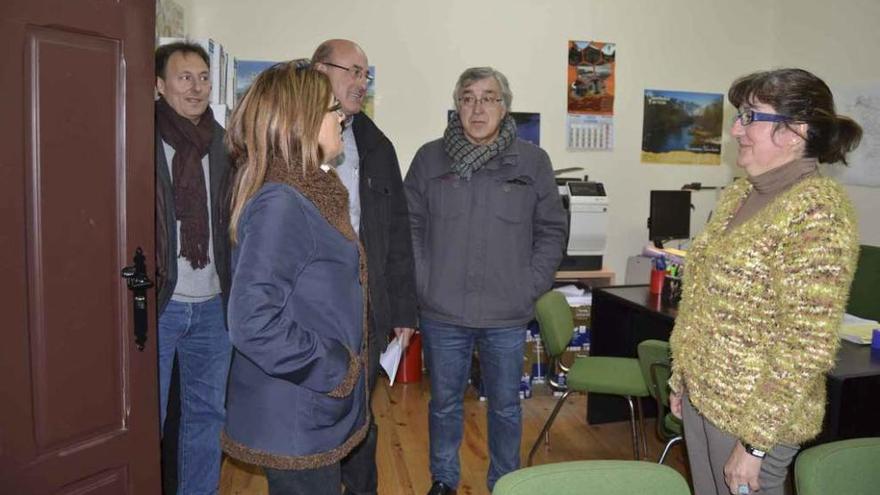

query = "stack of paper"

[
  {"left": 554, "top": 284, "right": 592, "bottom": 307},
  {"left": 838, "top": 313, "right": 879, "bottom": 344},
  {"left": 380, "top": 336, "right": 403, "bottom": 386}
]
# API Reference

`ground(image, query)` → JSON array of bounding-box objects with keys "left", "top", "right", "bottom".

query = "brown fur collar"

[{"left": 265, "top": 161, "right": 368, "bottom": 288}]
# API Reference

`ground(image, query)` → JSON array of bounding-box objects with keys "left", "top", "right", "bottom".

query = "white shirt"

[{"left": 334, "top": 117, "right": 361, "bottom": 235}]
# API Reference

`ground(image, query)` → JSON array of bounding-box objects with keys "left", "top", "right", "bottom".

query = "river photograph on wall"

[{"left": 641, "top": 89, "right": 723, "bottom": 165}]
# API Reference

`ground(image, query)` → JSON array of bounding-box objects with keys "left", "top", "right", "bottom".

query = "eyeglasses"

[
  {"left": 328, "top": 101, "right": 347, "bottom": 131},
  {"left": 322, "top": 62, "right": 373, "bottom": 82},
  {"left": 458, "top": 95, "right": 503, "bottom": 108},
  {"left": 734, "top": 110, "right": 793, "bottom": 126}
]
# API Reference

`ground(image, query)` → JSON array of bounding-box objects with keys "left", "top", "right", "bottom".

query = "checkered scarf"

[{"left": 443, "top": 112, "right": 517, "bottom": 180}]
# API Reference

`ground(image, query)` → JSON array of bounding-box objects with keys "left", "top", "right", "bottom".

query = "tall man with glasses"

[
  {"left": 154, "top": 41, "right": 233, "bottom": 494},
  {"left": 312, "top": 39, "right": 419, "bottom": 495},
  {"left": 404, "top": 67, "right": 567, "bottom": 494}
]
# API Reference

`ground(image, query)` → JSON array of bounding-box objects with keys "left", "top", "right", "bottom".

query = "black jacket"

[
  {"left": 352, "top": 113, "right": 418, "bottom": 345},
  {"left": 155, "top": 120, "right": 233, "bottom": 315}
]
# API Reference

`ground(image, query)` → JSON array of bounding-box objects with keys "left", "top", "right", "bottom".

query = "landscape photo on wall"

[{"left": 641, "top": 89, "right": 723, "bottom": 165}]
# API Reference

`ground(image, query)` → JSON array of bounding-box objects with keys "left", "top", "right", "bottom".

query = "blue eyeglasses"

[{"left": 734, "top": 110, "right": 793, "bottom": 126}]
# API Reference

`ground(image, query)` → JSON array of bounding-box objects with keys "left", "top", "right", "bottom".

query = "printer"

[{"left": 557, "top": 180, "right": 609, "bottom": 270}]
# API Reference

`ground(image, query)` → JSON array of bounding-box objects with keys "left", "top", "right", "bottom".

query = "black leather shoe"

[{"left": 427, "top": 480, "right": 456, "bottom": 495}]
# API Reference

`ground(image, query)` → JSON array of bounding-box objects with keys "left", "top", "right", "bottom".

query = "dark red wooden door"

[{"left": 0, "top": 0, "right": 160, "bottom": 492}]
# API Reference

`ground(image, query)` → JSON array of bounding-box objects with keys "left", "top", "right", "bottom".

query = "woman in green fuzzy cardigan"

[{"left": 668, "top": 68, "right": 862, "bottom": 495}]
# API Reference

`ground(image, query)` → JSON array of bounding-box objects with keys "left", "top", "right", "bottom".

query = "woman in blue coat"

[{"left": 220, "top": 60, "right": 369, "bottom": 493}]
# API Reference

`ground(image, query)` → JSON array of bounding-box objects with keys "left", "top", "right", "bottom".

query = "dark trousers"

[
  {"left": 266, "top": 462, "right": 342, "bottom": 495},
  {"left": 339, "top": 321, "right": 382, "bottom": 495},
  {"left": 162, "top": 354, "right": 181, "bottom": 495},
  {"left": 262, "top": 421, "right": 379, "bottom": 495}
]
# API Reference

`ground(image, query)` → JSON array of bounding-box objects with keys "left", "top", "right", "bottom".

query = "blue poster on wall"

[{"left": 234, "top": 59, "right": 277, "bottom": 107}]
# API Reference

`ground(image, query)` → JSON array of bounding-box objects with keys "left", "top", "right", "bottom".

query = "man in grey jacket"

[{"left": 404, "top": 67, "right": 566, "bottom": 495}]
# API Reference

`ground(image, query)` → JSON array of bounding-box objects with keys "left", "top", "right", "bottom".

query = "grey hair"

[{"left": 453, "top": 67, "right": 513, "bottom": 112}]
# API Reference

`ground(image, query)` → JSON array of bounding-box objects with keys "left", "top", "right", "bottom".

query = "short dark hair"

[
  {"left": 728, "top": 68, "right": 862, "bottom": 165},
  {"left": 155, "top": 41, "right": 210, "bottom": 79}
]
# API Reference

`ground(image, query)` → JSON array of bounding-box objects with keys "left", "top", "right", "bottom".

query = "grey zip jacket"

[{"left": 404, "top": 138, "right": 567, "bottom": 328}]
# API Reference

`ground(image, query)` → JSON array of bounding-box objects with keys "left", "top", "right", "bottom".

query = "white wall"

[
  {"left": 186, "top": 0, "right": 880, "bottom": 275},
  {"left": 771, "top": 0, "right": 880, "bottom": 246}
]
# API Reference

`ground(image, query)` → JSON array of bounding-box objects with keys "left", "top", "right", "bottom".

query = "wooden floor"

[{"left": 220, "top": 377, "right": 689, "bottom": 495}]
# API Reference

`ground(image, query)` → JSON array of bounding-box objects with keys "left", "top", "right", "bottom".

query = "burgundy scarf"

[{"left": 156, "top": 97, "right": 214, "bottom": 269}]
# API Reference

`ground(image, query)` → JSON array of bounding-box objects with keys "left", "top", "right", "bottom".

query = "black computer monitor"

[{"left": 649, "top": 190, "right": 691, "bottom": 247}]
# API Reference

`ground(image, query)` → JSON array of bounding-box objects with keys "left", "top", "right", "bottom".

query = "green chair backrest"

[
  {"left": 535, "top": 291, "right": 575, "bottom": 358},
  {"left": 795, "top": 437, "right": 880, "bottom": 495},
  {"left": 637, "top": 340, "right": 672, "bottom": 405},
  {"left": 847, "top": 245, "right": 880, "bottom": 321},
  {"left": 493, "top": 460, "right": 691, "bottom": 495}
]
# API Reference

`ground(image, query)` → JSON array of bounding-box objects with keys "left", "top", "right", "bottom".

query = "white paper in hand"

[{"left": 380, "top": 336, "right": 403, "bottom": 386}]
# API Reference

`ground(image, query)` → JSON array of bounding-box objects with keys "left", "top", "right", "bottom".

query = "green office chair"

[
  {"left": 493, "top": 460, "right": 691, "bottom": 495},
  {"left": 527, "top": 291, "right": 649, "bottom": 466},
  {"left": 795, "top": 437, "right": 880, "bottom": 495},
  {"left": 636, "top": 339, "right": 683, "bottom": 464}
]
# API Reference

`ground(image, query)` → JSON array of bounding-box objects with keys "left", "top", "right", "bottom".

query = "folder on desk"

[
  {"left": 838, "top": 313, "right": 879, "bottom": 344},
  {"left": 662, "top": 247, "right": 687, "bottom": 258}
]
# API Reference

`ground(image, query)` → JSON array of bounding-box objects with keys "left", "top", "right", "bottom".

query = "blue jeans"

[
  {"left": 421, "top": 318, "right": 526, "bottom": 492},
  {"left": 158, "top": 296, "right": 232, "bottom": 494}
]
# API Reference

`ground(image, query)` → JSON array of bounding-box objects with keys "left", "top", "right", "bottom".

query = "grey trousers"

[{"left": 682, "top": 395, "right": 799, "bottom": 495}]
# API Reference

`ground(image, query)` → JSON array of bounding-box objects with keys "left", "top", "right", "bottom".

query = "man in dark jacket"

[
  {"left": 313, "top": 39, "right": 419, "bottom": 495},
  {"left": 154, "top": 41, "right": 232, "bottom": 494}
]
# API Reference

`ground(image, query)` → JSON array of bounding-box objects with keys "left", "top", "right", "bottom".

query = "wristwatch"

[{"left": 743, "top": 442, "right": 767, "bottom": 459}]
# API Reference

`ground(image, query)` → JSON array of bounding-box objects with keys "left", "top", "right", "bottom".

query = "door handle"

[{"left": 121, "top": 247, "right": 154, "bottom": 351}]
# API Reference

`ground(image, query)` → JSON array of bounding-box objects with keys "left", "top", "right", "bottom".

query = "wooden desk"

[
  {"left": 589, "top": 285, "right": 880, "bottom": 443},
  {"left": 555, "top": 269, "right": 615, "bottom": 288}
]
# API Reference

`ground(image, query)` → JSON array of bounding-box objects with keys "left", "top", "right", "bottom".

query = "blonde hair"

[{"left": 226, "top": 60, "right": 334, "bottom": 243}]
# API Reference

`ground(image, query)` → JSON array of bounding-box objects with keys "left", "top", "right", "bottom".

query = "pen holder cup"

[
  {"left": 649, "top": 269, "right": 665, "bottom": 294},
  {"left": 662, "top": 276, "right": 683, "bottom": 308},
  {"left": 397, "top": 332, "right": 423, "bottom": 384}
]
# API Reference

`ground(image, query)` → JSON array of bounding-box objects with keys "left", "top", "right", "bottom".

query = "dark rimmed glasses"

[
  {"left": 322, "top": 62, "right": 373, "bottom": 82},
  {"left": 734, "top": 110, "right": 793, "bottom": 126},
  {"left": 458, "top": 95, "right": 503, "bottom": 108}
]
